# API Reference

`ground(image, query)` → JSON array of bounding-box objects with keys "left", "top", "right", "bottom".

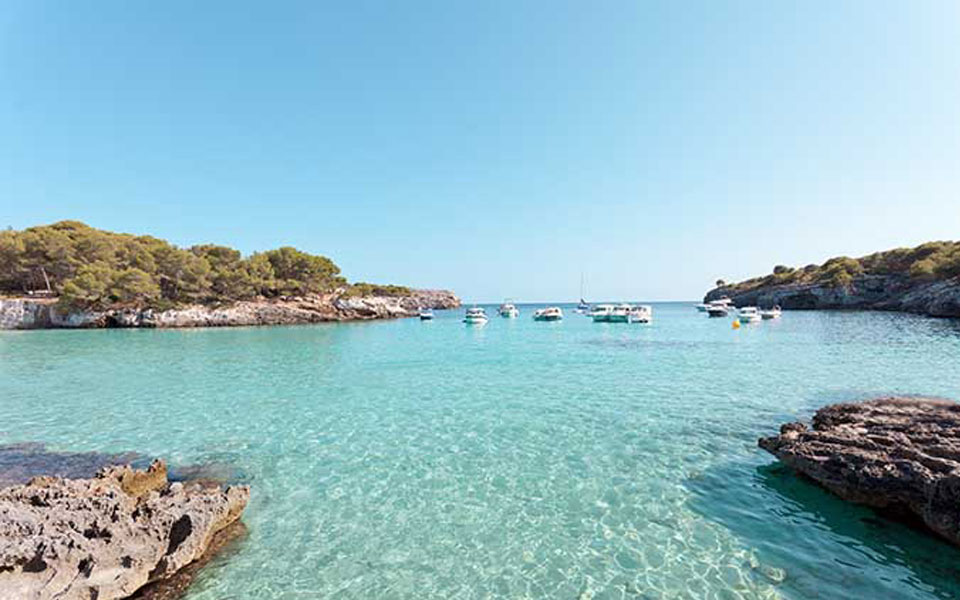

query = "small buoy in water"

[{"left": 732, "top": 319, "right": 741, "bottom": 329}]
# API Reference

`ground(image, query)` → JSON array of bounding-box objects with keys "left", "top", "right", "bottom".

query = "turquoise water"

[{"left": 3, "top": 303, "right": 960, "bottom": 599}]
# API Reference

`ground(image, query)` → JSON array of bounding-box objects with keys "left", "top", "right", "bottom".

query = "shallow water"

[{"left": 2, "top": 303, "right": 960, "bottom": 599}]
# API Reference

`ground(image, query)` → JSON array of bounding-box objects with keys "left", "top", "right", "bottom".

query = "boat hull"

[{"left": 592, "top": 315, "right": 629, "bottom": 323}]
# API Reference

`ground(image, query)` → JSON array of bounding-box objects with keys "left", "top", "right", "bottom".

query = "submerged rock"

[
  {"left": 0, "top": 459, "right": 249, "bottom": 600},
  {"left": 760, "top": 397, "right": 960, "bottom": 546}
]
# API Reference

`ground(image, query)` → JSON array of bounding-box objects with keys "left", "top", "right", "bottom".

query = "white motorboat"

[
  {"left": 737, "top": 306, "right": 761, "bottom": 323},
  {"left": 463, "top": 307, "right": 489, "bottom": 325},
  {"left": 419, "top": 308, "right": 434, "bottom": 320},
  {"left": 707, "top": 305, "right": 729, "bottom": 318},
  {"left": 533, "top": 307, "right": 563, "bottom": 321},
  {"left": 591, "top": 304, "right": 631, "bottom": 323},
  {"left": 760, "top": 305, "right": 782, "bottom": 320},
  {"left": 628, "top": 305, "right": 653, "bottom": 323},
  {"left": 498, "top": 302, "right": 519, "bottom": 318},
  {"left": 704, "top": 297, "right": 734, "bottom": 317}
]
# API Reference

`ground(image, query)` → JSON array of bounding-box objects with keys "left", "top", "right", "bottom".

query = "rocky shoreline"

[
  {"left": 760, "top": 397, "right": 960, "bottom": 547},
  {"left": 0, "top": 289, "right": 460, "bottom": 330},
  {"left": 705, "top": 274, "right": 960, "bottom": 318},
  {"left": 0, "top": 459, "right": 249, "bottom": 600}
]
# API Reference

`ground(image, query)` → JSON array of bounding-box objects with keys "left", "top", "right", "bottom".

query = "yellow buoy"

[{"left": 732, "top": 319, "right": 741, "bottom": 329}]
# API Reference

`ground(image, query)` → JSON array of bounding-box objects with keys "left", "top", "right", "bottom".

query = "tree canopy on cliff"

[
  {"left": 716, "top": 240, "right": 960, "bottom": 292},
  {"left": 0, "top": 221, "right": 395, "bottom": 309}
]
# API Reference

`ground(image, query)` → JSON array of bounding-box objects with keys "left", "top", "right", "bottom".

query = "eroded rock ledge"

[
  {"left": 760, "top": 397, "right": 960, "bottom": 545},
  {"left": 0, "top": 460, "right": 249, "bottom": 600},
  {"left": 0, "top": 288, "right": 461, "bottom": 329}
]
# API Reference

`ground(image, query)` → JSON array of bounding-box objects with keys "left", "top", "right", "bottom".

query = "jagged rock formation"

[
  {"left": 0, "top": 460, "right": 249, "bottom": 600},
  {"left": 760, "top": 397, "right": 960, "bottom": 546},
  {"left": 704, "top": 274, "right": 960, "bottom": 318},
  {"left": 0, "top": 289, "right": 460, "bottom": 329}
]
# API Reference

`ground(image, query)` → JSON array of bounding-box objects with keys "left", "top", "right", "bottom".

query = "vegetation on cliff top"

[
  {"left": 0, "top": 221, "right": 412, "bottom": 309},
  {"left": 717, "top": 241, "right": 960, "bottom": 292}
]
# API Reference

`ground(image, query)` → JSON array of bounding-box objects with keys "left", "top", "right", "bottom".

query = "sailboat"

[{"left": 576, "top": 273, "right": 590, "bottom": 314}]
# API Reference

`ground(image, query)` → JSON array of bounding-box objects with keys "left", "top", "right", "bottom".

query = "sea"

[{"left": 2, "top": 302, "right": 960, "bottom": 599}]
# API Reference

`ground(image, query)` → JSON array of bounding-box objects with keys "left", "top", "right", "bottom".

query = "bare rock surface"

[
  {"left": 0, "top": 288, "right": 461, "bottom": 329},
  {"left": 760, "top": 397, "right": 960, "bottom": 545},
  {"left": 0, "top": 459, "right": 249, "bottom": 600}
]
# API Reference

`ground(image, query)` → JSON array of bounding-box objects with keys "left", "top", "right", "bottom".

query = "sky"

[{"left": 1, "top": 1, "right": 959, "bottom": 302}]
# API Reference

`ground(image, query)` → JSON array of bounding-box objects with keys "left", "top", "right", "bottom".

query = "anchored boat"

[
  {"left": 760, "top": 305, "right": 782, "bottom": 320},
  {"left": 628, "top": 305, "right": 653, "bottom": 323},
  {"left": 463, "top": 307, "right": 489, "bottom": 325},
  {"left": 533, "top": 307, "right": 563, "bottom": 321},
  {"left": 498, "top": 301, "right": 519, "bottom": 318},
  {"left": 591, "top": 304, "right": 631, "bottom": 323}
]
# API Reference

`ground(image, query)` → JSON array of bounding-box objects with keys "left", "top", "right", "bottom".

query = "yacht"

[
  {"left": 760, "top": 305, "right": 782, "bottom": 320},
  {"left": 707, "top": 305, "right": 730, "bottom": 318},
  {"left": 628, "top": 305, "right": 653, "bottom": 323},
  {"left": 575, "top": 273, "right": 591, "bottom": 313},
  {"left": 498, "top": 302, "right": 520, "bottom": 318},
  {"left": 532, "top": 307, "right": 563, "bottom": 321},
  {"left": 737, "top": 306, "right": 762, "bottom": 323},
  {"left": 463, "top": 307, "right": 489, "bottom": 325},
  {"left": 591, "top": 304, "right": 631, "bottom": 323},
  {"left": 419, "top": 308, "right": 434, "bottom": 321}
]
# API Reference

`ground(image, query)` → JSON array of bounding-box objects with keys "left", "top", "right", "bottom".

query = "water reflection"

[{"left": 688, "top": 461, "right": 960, "bottom": 599}]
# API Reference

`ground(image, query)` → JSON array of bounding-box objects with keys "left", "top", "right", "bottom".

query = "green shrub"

[{"left": 1, "top": 221, "right": 379, "bottom": 310}]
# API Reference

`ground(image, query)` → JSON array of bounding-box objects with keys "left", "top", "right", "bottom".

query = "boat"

[
  {"left": 628, "top": 305, "right": 653, "bottom": 323},
  {"left": 760, "top": 305, "right": 782, "bottom": 320},
  {"left": 419, "top": 308, "right": 434, "bottom": 320},
  {"left": 703, "top": 297, "right": 734, "bottom": 317},
  {"left": 591, "top": 304, "right": 631, "bottom": 323},
  {"left": 463, "top": 307, "right": 489, "bottom": 325},
  {"left": 737, "top": 306, "right": 761, "bottom": 323},
  {"left": 707, "top": 305, "right": 729, "bottom": 318},
  {"left": 575, "top": 274, "right": 591, "bottom": 313},
  {"left": 498, "top": 301, "right": 519, "bottom": 318},
  {"left": 532, "top": 307, "right": 563, "bottom": 321}
]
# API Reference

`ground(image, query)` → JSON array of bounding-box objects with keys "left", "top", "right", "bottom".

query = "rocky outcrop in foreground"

[
  {"left": 705, "top": 274, "right": 960, "bottom": 317},
  {"left": 0, "top": 289, "right": 460, "bottom": 329},
  {"left": 760, "top": 397, "right": 960, "bottom": 546},
  {"left": 0, "top": 460, "right": 249, "bottom": 599}
]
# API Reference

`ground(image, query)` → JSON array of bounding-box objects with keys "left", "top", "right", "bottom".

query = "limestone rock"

[
  {"left": 759, "top": 397, "right": 960, "bottom": 545},
  {"left": 0, "top": 289, "right": 461, "bottom": 329},
  {"left": 704, "top": 274, "right": 960, "bottom": 317},
  {"left": 0, "top": 459, "right": 249, "bottom": 600}
]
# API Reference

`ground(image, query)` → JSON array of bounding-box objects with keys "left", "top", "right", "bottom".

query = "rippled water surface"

[{"left": 3, "top": 303, "right": 960, "bottom": 599}]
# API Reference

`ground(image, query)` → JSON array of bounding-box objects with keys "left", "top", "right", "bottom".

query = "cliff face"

[
  {"left": 704, "top": 274, "right": 960, "bottom": 318},
  {"left": 0, "top": 289, "right": 460, "bottom": 330}
]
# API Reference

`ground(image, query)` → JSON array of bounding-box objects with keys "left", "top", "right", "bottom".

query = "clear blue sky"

[{"left": 2, "top": 1, "right": 958, "bottom": 302}]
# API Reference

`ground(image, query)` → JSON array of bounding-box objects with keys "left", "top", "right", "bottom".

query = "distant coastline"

[
  {"left": 704, "top": 241, "right": 960, "bottom": 318},
  {"left": 0, "top": 221, "right": 459, "bottom": 329}
]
